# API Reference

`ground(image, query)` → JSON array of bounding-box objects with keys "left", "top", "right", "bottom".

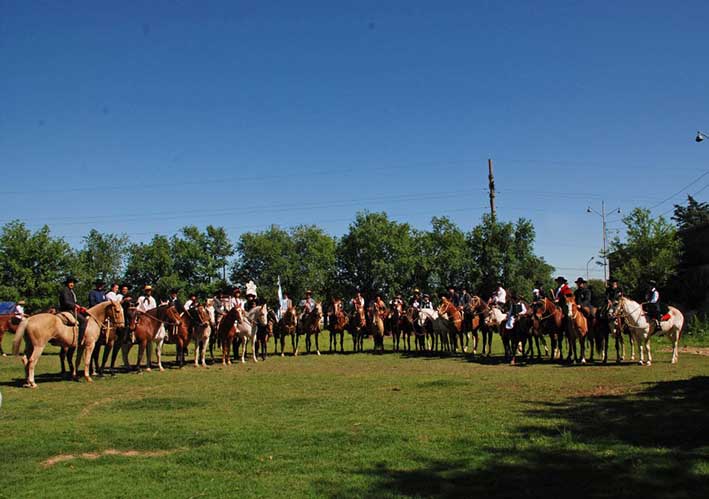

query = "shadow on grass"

[{"left": 316, "top": 376, "right": 709, "bottom": 498}]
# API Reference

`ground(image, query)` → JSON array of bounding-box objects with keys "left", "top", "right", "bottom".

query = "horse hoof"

[
  {"left": 85, "top": 377, "right": 93, "bottom": 383},
  {"left": 646, "top": 362, "right": 652, "bottom": 367},
  {"left": 23, "top": 382, "right": 37, "bottom": 389},
  {"left": 281, "top": 353, "right": 285, "bottom": 357},
  {"left": 159, "top": 367, "right": 165, "bottom": 372},
  {"left": 146, "top": 368, "right": 152, "bottom": 372},
  {"left": 581, "top": 359, "right": 586, "bottom": 365}
]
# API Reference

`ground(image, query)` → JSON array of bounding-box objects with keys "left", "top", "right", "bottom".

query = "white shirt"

[
  {"left": 105, "top": 291, "right": 122, "bottom": 302},
  {"left": 649, "top": 289, "right": 659, "bottom": 304},
  {"left": 230, "top": 297, "right": 246, "bottom": 309},
  {"left": 492, "top": 287, "right": 506, "bottom": 304},
  {"left": 351, "top": 296, "right": 365, "bottom": 308},
  {"left": 137, "top": 295, "right": 157, "bottom": 312},
  {"left": 184, "top": 299, "right": 194, "bottom": 311},
  {"left": 15, "top": 304, "right": 24, "bottom": 317}
]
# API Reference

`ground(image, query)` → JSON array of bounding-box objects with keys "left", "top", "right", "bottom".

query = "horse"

[
  {"left": 416, "top": 308, "right": 449, "bottom": 352},
  {"left": 349, "top": 306, "right": 367, "bottom": 352},
  {"left": 0, "top": 313, "right": 22, "bottom": 357},
  {"left": 12, "top": 300, "right": 125, "bottom": 387},
  {"left": 277, "top": 306, "right": 298, "bottom": 356},
  {"left": 484, "top": 306, "right": 510, "bottom": 357},
  {"left": 327, "top": 300, "right": 349, "bottom": 353},
  {"left": 298, "top": 303, "right": 323, "bottom": 355},
  {"left": 232, "top": 304, "right": 268, "bottom": 363},
  {"left": 467, "top": 296, "right": 493, "bottom": 356},
  {"left": 254, "top": 305, "right": 273, "bottom": 361},
  {"left": 564, "top": 296, "right": 588, "bottom": 364},
  {"left": 188, "top": 305, "right": 212, "bottom": 367},
  {"left": 616, "top": 296, "right": 684, "bottom": 365},
  {"left": 437, "top": 299, "right": 463, "bottom": 353},
  {"left": 531, "top": 298, "right": 566, "bottom": 361},
  {"left": 399, "top": 307, "right": 415, "bottom": 352},
  {"left": 124, "top": 304, "right": 183, "bottom": 372},
  {"left": 265, "top": 308, "right": 279, "bottom": 357},
  {"left": 368, "top": 302, "right": 386, "bottom": 353},
  {"left": 389, "top": 304, "right": 404, "bottom": 352}
]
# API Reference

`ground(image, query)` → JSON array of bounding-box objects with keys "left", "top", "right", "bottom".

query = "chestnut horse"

[
  {"left": 327, "top": 299, "right": 349, "bottom": 353},
  {"left": 467, "top": 296, "right": 493, "bottom": 356},
  {"left": 438, "top": 298, "right": 463, "bottom": 353},
  {"left": 13, "top": 301, "right": 124, "bottom": 387},
  {"left": 349, "top": 305, "right": 367, "bottom": 352},
  {"left": 368, "top": 302, "right": 386, "bottom": 353},
  {"left": 125, "top": 304, "right": 183, "bottom": 372},
  {"left": 298, "top": 303, "right": 323, "bottom": 355},
  {"left": 531, "top": 298, "right": 566, "bottom": 361},
  {"left": 277, "top": 306, "right": 298, "bottom": 356},
  {"left": 0, "top": 314, "right": 22, "bottom": 356},
  {"left": 564, "top": 296, "right": 588, "bottom": 364}
]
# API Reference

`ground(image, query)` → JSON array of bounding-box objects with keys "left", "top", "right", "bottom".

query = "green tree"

[
  {"left": 468, "top": 214, "right": 553, "bottom": 300},
  {"left": 336, "top": 212, "right": 415, "bottom": 299},
  {"left": 71, "top": 229, "right": 129, "bottom": 299},
  {"left": 415, "top": 217, "right": 469, "bottom": 292},
  {"left": 609, "top": 208, "right": 681, "bottom": 298},
  {"left": 0, "top": 221, "right": 74, "bottom": 311},
  {"left": 672, "top": 195, "right": 709, "bottom": 230},
  {"left": 123, "top": 235, "right": 177, "bottom": 297}
]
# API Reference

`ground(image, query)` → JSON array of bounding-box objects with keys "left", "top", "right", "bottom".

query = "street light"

[
  {"left": 587, "top": 201, "right": 621, "bottom": 282},
  {"left": 586, "top": 257, "right": 595, "bottom": 281},
  {"left": 696, "top": 131, "right": 709, "bottom": 143}
]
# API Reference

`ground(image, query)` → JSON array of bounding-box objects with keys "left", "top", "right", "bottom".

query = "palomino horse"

[
  {"left": 616, "top": 296, "right": 684, "bottom": 365},
  {"left": 188, "top": 305, "right": 212, "bottom": 367},
  {"left": 277, "top": 306, "right": 298, "bottom": 356},
  {"left": 125, "top": 304, "right": 183, "bottom": 372},
  {"left": 368, "top": 302, "right": 386, "bottom": 353},
  {"left": 298, "top": 303, "right": 323, "bottom": 355},
  {"left": 327, "top": 300, "right": 349, "bottom": 353},
  {"left": 349, "top": 306, "right": 367, "bottom": 352},
  {"left": 12, "top": 301, "right": 124, "bottom": 387},
  {"left": 437, "top": 298, "right": 463, "bottom": 353}
]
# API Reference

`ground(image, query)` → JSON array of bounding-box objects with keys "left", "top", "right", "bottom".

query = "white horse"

[
  {"left": 416, "top": 308, "right": 449, "bottom": 351},
  {"left": 617, "top": 297, "right": 684, "bottom": 366},
  {"left": 234, "top": 303, "right": 268, "bottom": 363}
]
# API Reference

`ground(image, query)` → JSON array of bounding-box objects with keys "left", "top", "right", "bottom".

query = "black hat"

[
  {"left": 120, "top": 283, "right": 131, "bottom": 289},
  {"left": 64, "top": 276, "right": 77, "bottom": 284},
  {"left": 609, "top": 277, "right": 618, "bottom": 283},
  {"left": 169, "top": 288, "right": 179, "bottom": 294},
  {"left": 649, "top": 280, "right": 657, "bottom": 286},
  {"left": 555, "top": 276, "right": 566, "bottom": 283},
  {"left": 94, "top": 279, "right": 105, "bottom": 286},
  {"left": 574, "top": 277, "right": 586, "bottom": 284}
]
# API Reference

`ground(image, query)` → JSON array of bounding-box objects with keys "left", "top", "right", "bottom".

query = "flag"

[{"left": 277, "top": 276, "right": 284, "bottom": 320}]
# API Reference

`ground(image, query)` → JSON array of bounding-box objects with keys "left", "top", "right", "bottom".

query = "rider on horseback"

[
  {"left": 574, "top": 277, "right": 593, "bottom": 319},
  {"left": 532, "top": 281, "right": 544, "bottom": 302},
  {"left": 554, "top": 277, "right": 573, "bottom": 317},
  {"left": 59, "top": 276, "right": 87, "bottom": 342},
  {"left": 642, "top": 280, "right": 669, "bottom": 329}
]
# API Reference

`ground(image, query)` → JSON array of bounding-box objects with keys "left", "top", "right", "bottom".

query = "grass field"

[{"left": 1, "top": 332, "right": 708, "bottom": 499}]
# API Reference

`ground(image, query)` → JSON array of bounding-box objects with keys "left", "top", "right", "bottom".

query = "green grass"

[{"left": 1, "top": 332, "right": 708, "bottom": 498}]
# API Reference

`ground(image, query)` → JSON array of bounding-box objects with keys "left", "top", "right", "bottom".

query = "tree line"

[{"left": 1, "top": 196, "right": 706, "bottom": 312}]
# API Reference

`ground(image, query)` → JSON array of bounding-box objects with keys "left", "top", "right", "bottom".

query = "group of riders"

[{"left": 4, "top": 272, "right": 670, "bottom": 358}]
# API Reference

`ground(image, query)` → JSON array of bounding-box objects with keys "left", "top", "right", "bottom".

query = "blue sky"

[{"left": 1, "top": 0, "right": 708, "bottom": 280}]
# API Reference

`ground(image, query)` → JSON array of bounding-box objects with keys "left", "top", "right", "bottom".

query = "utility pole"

[
  {"left": 587, "top": 201, "right": 620, "bottom": 282},
  {"left": 488, "top": 158, "right": 496, "bottom": 221}
]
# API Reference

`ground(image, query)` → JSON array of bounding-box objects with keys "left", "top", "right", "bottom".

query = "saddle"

[{"left": 56, "top": 312, "right": 78, "bottom": 327}]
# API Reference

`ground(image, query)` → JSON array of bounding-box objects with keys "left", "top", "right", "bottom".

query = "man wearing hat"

[
  {"left": 490, "top": 282, "right": 507, "bottom": 310},
  {"left": 105, "top": 283, "right": 122, "bottom": 302},
  {"left": 59, "top": 276, "right": 87, "bottom": 340},
  {"left": 230, "top": 287, "right": 246, "bottom": 312},
  {"left": 14, "top": 300, "right": 27, "bottom": 320},
  {"left": 137, "top": 285, "right": 157, "bottom": 312},
  {"left": 554, "top": 277, "right": 573, "bottom": 317},
  {"left": 605, "top": 278, "right": 623, "bottom": 307},
  {"left": 88, "top": 279, "right": 108, "bottom": 308},
  {"left": 643, "top": 280, "right": 665, "bottom": 327},
  {"left": 574, "top": 277, "right": 593, "bottom": 319},
  {"left": 421, "top": 294, "right": 434, "bottom": 310},
  {"left": 532, "top": 282, "right": 545, "bottom": 302},
  {"left": 410, "top": 288, "right": 421, "bottom": 309},
  {"left": 300, "top": 290, "right": 316, "bottom": 315},
  {"left": 168, "top": 289, "right": 184, "bottom": 313}
]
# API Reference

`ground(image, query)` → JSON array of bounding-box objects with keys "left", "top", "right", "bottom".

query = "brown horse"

[
  {"left": 565, "top": 296, "right": 588, "bottom": 364},
  {"left": 218, "top": 307, "right": 239, "bottom": 365},
  {"left": 466, "top": 296, "right": 493, "bottom": 356},
  {"left": 0, "top": 314, "right": 22, "bottom": 356},
  {"left": 531, "top": 298, "right": 566, "bottom": 361},
  {"left": 300, "top": 303, "right": 323, "bottom": 355},
  {"left": 437, "top": 298, "right": 463, "bottom": 353},
  {"left": 12, "top": 301, "right": 124, "bottom": 387},
  {"left": 125, "top": 304, "right": 183, "bottom": 372},
  {"left": 349, "top": 305, "right": 367, "bottom": 352},
  {"left": 327, "top": 299, "right": 349, "bottom": 353},
  {"left": 277, "top": 306, "right": 298, "bottom": 356}
]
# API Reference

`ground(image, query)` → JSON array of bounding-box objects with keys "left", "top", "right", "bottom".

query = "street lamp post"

[
  {"left": 587, "top": 201, "right": 620, "bottom": 282},
  {"left": 695, "top": 131, "right": 709, "bottom": 143},
  {"left": 586, "top": 256, "right": 595, "bottom": 281}
]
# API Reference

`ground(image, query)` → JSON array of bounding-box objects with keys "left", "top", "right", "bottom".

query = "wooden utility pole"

[{"left": 488, "top": 158, "right": 496, "bottom": 221}]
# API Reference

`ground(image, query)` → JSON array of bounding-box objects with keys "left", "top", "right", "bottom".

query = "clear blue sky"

[{"left": 2, "top": 1, "right": 708, "bottom": 280}]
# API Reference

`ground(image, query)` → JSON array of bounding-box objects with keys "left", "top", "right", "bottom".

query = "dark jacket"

[
  {"left": 605, "top": 286, "right": 622, "bottom": 302},
  {"left": 88, "top": 289, "right": 107, "bottom": 308},
  {"left": 574, "top": 288, "right": 592, "bottom": 308},
  {"left": 59, "top": 287, "right": 78, "bottom": 313},
  {"left": 169, "top": 297, "right": 184, "bottom": 314}
]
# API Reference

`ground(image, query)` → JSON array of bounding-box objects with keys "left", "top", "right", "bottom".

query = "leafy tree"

[
  {"left": 672, "top": 195, "right": 709, "bottom": 230},
  {"left": 71, "top": 229, "right": 129, "bottom": 299},
  {"left": 123, "top": 235, "right": 177, "bottom": 297},
  {"left": 336, "top": 212, "right": 415, "bottom": 299},
  {"left": 468, "top": 214, "right": 553, "bottom": 300},
  {"left": 414, "top": 217, "right": 468, "bottom": 293},
  {"left": 290, "top": 225, "right": 336, "bottom": 301},
  {"left": 0, "top": 221, "right": 74, "bottom": 311},
  {"left": 609, "top": 208, "right": 681, "bottom": 299}
]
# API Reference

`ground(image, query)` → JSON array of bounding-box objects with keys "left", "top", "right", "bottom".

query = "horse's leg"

[
  {"left": 25, "top": 343, "right": 46, "bottom": 388},
  {"left": 315, "top": 331, "right": 321, "bottom": 355},
  {"left": 82, "top": 340, "right": 96, "bottom": 383},
  {"left": 645, "top": 336, "right": 652, "bottom": 367}
]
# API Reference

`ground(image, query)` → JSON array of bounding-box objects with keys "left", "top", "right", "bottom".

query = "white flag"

[{"left": 277, "top": 276, "right": 284, "bottom": 320}]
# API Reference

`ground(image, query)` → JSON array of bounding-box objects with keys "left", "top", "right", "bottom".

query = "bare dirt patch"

[
  {"left": 662, "top": 346, "right": 709, "bottom": 357},
  {"left": 41, "top": 448, "right": 180, "bottom": 468}
]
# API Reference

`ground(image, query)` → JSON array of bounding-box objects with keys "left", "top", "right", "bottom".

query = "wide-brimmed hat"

[
  {"left": 555, "top": 276, "right": 566, "bottom": 283},
  {"left": 649, "top": 280, "right": 657, "bottom": 286},
  {"left": 64, "top": 276, "right": 77, "bottom": 284},
  {"left": 305, "top": 290, "right": 312, "bottom": 295},
  {"left": 144, "top": 285, "right": 153, "bottom": 291},
  {"left": 120, "top": 283, "right": 131, "bottom": 289},
  {"left": 169, "top": 288, "right": 179, "bottom": 294},
  {"left": 17, "top": 300, "right": 26, "bottom": 305},
  {"left": 94, "top": 279, "right": 105, "bottom": 286},
  {"left": 608, "top": 277, "right": 618, "bottom": 283},
  {"left": 413, "top": 288, "right": 420, "bottom": 294},
  {"left": 574, "top": 277, "right": 586, "bottom": 284}
]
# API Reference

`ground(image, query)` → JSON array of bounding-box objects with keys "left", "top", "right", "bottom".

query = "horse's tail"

[{"left": 12, "top": 318, "right": 29, "bottom": 356}]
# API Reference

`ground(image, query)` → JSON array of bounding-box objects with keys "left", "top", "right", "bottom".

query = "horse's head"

[
  {"left": 109, "top": 300, "right": 125, "bottom": 327},
  {"left": 194, "top": 305, "right": 210, "bottom": 326},
  {"left": 252, "top": 303, "right": 269, "bottom": 325},
  {"left": 164, "top": 305, "right": 183, "bottom": 325}
]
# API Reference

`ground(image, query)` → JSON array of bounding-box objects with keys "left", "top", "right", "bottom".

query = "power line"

[{"left": 647, "top": 170, "right": 709, "bottom": 210}]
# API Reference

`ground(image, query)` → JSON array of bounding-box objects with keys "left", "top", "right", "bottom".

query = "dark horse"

[{"left": 327, "top": 299, "right": 348, "bottom": 353}]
